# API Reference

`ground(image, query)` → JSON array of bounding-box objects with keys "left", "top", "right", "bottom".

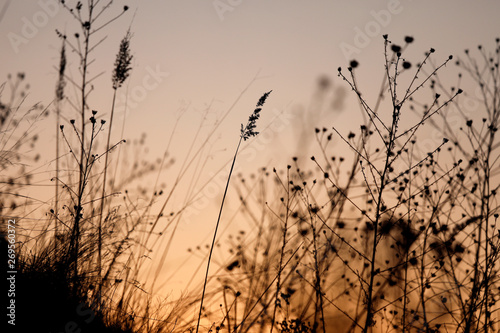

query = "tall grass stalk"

[
  {"left": 195, "top": 91, "right": 271, "bottom": 333},
  {"left": 54, "top": 39, "right": 66, "bottom": 257},
  {"left": 98, "top": 29, "right": 133, "bottom": 304}
]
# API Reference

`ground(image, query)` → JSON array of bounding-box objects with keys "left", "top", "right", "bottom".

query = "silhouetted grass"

[{"left": 3, "top": 5, "right": 500, "bottom": 331}]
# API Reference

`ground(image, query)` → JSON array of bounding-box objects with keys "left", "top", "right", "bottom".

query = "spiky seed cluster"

[
  {"left": 112, "top": 31, "right": 133, "bottom": 89},
  {"left": 241, "top": 90, "right": 272, "bottom": 141},
  {"left": 256, "top": 90, "right": 272, "bottom": 107}
]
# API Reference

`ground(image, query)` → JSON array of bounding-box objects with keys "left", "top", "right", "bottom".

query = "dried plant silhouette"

[
  {"left": 179, "top": 36, "right": 499, "bottom": 333},
  {"left": 2, "top": 2, "right": 499, "bottom": 331},
  {"left": 195, "top": 91, "right": 272, "bottom": 333}
]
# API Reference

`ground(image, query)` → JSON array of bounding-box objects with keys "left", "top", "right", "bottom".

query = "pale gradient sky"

[
  {"left": 2, "top": 1, "right": 499, "bottom": 146},
  {"left": 2, "top": 0, "right": 500, "bottom": 295}
]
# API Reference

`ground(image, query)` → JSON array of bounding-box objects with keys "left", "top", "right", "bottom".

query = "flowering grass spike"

[
  {"left": 112, "top": 31, "right": 133, "bottom": 89},
  {"left": 241, "top": 90, "right": 272, "bottom": 140},
  {"left": 197, "top": 89, "right": 272, "bottom": 333}
]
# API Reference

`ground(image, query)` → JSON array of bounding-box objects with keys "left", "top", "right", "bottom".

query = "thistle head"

[{"left": 241, "top": 90, "right": 272, "bottom": 141}]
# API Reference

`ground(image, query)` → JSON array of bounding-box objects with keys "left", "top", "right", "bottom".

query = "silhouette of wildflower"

[
  {"left": 391, "top": 44, "right": 401, "bottom": 53},
  {"left": 350, "top": 60, "right": 359, "bottom": 68},
  {"left": 402, "top": 61, "right": 411, "bottom": 69},
  {"left": 112, "top": 31, "right": 133, "bottom": 89},
  {"left": 404, "top": 36, "right": 414, "bottom": 43},
  {"left": 241, "top": 90, "right": 272, "bottom": 140}
]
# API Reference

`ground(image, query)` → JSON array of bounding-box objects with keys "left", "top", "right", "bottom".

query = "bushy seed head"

[{"left": 112, "top": 31, "right": 133, "bottom": 89}]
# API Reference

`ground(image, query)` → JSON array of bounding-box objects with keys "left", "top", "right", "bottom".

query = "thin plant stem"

[
  {"left": 97, "top": 87, "right": 117, "bottom": 304},
  {"left": 196, "top": 91, "right": 271, "bottom": 333},
  {"left": 195, "top": 136, "right": 243, "bottom": 333},
  {"left": 270, "top": 167, "right": 290, "bottom": 333}
]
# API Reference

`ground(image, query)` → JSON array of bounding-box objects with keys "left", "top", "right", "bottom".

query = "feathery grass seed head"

[
  {"left": 112, "top": 31, "right": 133, "bottom": 89},
  {"left": 241, "top": 90, "right": 272, "bottom": 140}
]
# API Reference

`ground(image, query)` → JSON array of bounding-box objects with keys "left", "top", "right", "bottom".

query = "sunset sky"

[
  {"left": 2, "top": 0, "right": 500, "bottom": 296},
  {"left": 2, "top": 1, "right": 499, "bottom": 154}
]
